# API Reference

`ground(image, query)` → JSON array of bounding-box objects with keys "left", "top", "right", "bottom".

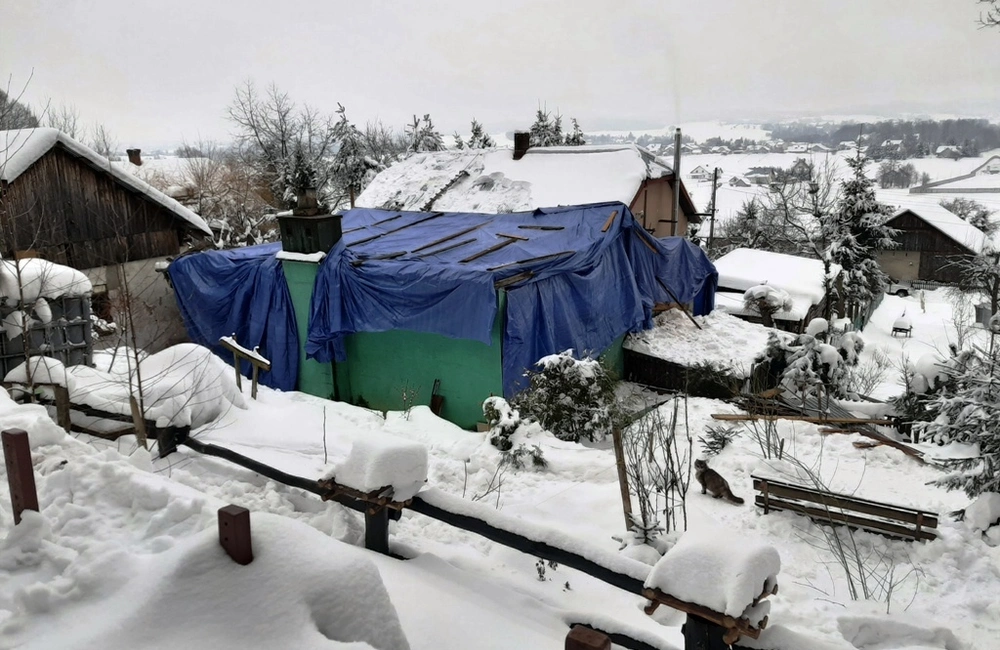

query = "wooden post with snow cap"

[
  {"left": 565, "top": 625, "right": 610, "bottom": 650},
  {"left": 2, "top": 429, "right": 39, "bottom": 525},
  {"left": 218, "top": 504, "right": 253, "bottom": 565}
]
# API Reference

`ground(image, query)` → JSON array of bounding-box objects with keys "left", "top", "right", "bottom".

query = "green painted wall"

[
  {"left": 339, "top": 294, "right": 506, "bottom": 429},
  {"left": 281, "top": 260, "right": 335, "bottom": 399},
  {"left": 600, "top": 333, "right": 626, "bottom": 378}
]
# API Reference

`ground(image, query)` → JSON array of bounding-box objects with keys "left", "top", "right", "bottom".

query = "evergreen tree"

[
  {"left": 831, "top": 148, "right": 898, "bottom": 311},
  {"left": 453, "top": 132, "right": 465, "bottom": 150},
  {"left": 406, "top": 113, "right": 444, "bottom": 152},
  {"left": 564, "top": 118, "right": 586, "bottom": 146},
  {"left": 917, "top": 327, "right": 1000, "bottom": 498},
  {"left": 529, "top": 108, "right": 562, "bottom": 147},
  {"left": 332, "top": 104, "right": 380, "bottom": 207},
  {"left": 467, "top": 119, "right": 495, "bottom": 149}
]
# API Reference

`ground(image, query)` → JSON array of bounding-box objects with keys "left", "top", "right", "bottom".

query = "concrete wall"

[
  {"left": 877, "top": 250, "right": 922, "bottom": 282},
  {"left": 86, "top": 256, "right": 188, "bottom": 353}
]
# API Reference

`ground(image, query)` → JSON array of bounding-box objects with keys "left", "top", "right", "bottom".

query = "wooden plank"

[
  {"left": 751, "top": 478, "right": 938, "bottom": 527},
  {"left": 346, "top": 212, "right": 444, "bottom": 247},
  {"left": 416, "top": 237, "right": 477, "bottom": 257},
  {"left": 711, "top": 413, "right": 895, "bottom": 425},
  {"left": 486, "top": 250, "right": 574, "bottom": 271},
  {"left": 601, "top": 210, "right": 619, "bottom": 233},
  {"left": 494, "top": 271, "right": 534, "bottom": 289},
  {"left": 753, "top": 495, "right": 936, "bottom": 541},
  {"left": 641, "top": 588, "right": 761, "bottom": 641},
  {"left": 411, "top": 223, "right": 486, "bottom": 253},
  {"left": 517, "top": 225, "right": 564, "bottom": 231},
  {"left": 459, "top": 238, "right": 517, "bottom": 264},
  {"left": 655, "top": 277, "right": 702, "bottom": 330},
  {"left": 495, "top": 232, "right": 529, "bottom": 241},
  {"left": 342, "top": 213, "right": 403, "bottom": 234}
]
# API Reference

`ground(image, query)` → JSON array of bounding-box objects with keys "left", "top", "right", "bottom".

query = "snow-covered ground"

[
  {"left": 4, "top": 359, "right": 998, "bottom": 648},
  {"left": 2, "top": 285, "right": 999, "bottom": 649}
]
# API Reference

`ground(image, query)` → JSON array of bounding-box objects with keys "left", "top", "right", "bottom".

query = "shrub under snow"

[{"left": 511, "top": 349, "right": 620, "bottom": 443}]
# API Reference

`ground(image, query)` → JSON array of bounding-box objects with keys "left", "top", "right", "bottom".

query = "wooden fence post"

[
  {"left": 565, "top": 625, "right": 610, "bottom": 650},
  {"left": 682, "top": 615, "right": 735, "bottom": 650},
  {"left": 2, "top": 429, "right": 39, "bottom": 525},
  {"left": 53, "top": 385, "right": 71, "bottom": 433},
  {"left": 218, "top": 505, "right": 253, "bottom": 565},
  {"left": 611, "top": 428, "right": 633, "bottom": 530},
  {"left": 365, "top": 507, "right": 390, "bottom": 555}
]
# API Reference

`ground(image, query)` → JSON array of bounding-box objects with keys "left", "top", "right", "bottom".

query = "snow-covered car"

[{"left": 886, "top": 278, "right": 912, "bottom": 297}]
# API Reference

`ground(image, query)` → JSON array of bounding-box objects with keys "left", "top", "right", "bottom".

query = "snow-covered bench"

[
  {"left": 753, "top": 475, "right": 938, "bottom": 541},
  {"left": 891, "top": 316, "right": 912, "bottom": 337}
]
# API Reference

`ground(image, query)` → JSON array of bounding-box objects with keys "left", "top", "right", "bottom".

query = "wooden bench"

[{"left": 752, "top": 475, "right": 938, "bottom": 541}]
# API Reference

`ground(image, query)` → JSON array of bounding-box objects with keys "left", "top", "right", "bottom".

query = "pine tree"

[
  {"left": 332, "top": 104, "right": 380, "bottom": 207},
  {"left": 918, "top": 329, "right": 1000, "bottom": 498},
  {"left": 529, "top": 108, "right": 562, "bottom": 147},
  {"left": 407, "top": 114, "right": 444, "bottom": 153},
  {"left": 467, "top": 119, "right": 495, "bottom": 149},
  {"left": 453, "top": 132, "right": 465, "bottom": 150},
  {"left": 564, "top": 118, "right": 586, "bottom": 146},
  {"left": 830, "top": 148, "right": 898, "bottom": 312}
]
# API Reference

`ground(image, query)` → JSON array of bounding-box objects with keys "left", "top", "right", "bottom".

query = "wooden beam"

[
  {"left": 487, "top": 250, "right": 574, "bottom": 271},
  {"left": 459, "top": 238, "right": 517, "bottom": 263},
  {"left": 711, "top": 413, "right": 895, "bottom": 425},
  {"left": 411, "top": 223, "right": 486, "bottom": 253},
  {"left": 602, "top": 210, "right": 619, "bottom": 233},
  {"left": 641, "top": 588, "right": 762, "bottom": 641},
  {"left": 655, "top": 277, "right": 702, "bottom": 330},
  {"left": 495, "top": 232, "right": 529, "bottom": 241}
]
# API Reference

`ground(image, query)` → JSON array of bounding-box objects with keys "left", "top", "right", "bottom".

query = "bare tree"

[
  {"left": 979, "top": 0, "right": 1000, "bottom": 27},
  {"left": 227, "top": 80, "right": 337, "bottom": 209},
  {"left": 44, "top": 102, "right": 85, "bottom": 140},
  {"left": 90, "top": 123, "right": 118, "bottom": 158}
]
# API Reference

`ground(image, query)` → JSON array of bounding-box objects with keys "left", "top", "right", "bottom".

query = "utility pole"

[
  {"left": 671, "top": 128, "right": 682, "bottom": 236},
  {"left": 708, "top": 167, "right": 720, "bottom": 254}
]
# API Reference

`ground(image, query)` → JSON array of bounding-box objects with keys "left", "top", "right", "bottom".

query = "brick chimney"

[
  {"left": 513, "top": 131, "right": 530, "bottom": 160},
  {"left": 126, "top": 148, "right": 142, "bottom": 166}
]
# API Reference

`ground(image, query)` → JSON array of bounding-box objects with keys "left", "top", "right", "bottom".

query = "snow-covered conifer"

[
  {"left": 564, "top": 118, "right": 586, "bottom": 146},
  {"left": 467, "top": 119, "right": 495, "bottom": 149}
]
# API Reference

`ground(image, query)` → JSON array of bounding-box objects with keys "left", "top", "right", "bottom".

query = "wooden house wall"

[
  {"left": 0, "top": 146, "right": 182, "bottom": 269},
  {"left": 884, "top": 211, "right": 974, "bottom": 284},
  {"left": 630, "top": 177, "right": 694, "bottom": 238}
]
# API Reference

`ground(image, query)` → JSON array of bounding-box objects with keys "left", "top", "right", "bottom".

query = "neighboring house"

[
  {"left": 935, "top": 145, "right": 962, "bottom": 159},
  {"left": 711, "top": 248, "right": 841, "bottom": 333},
  {"left": 0, "top": 128, "right": 213, "bottom": 352},
  {"left": 838, "top": 140, "right": 859, "bottom": 151},
  {"left": 356, "top": 139, "right": 701, "bottom": 238},
  {"left": 745, "top": 168, "right": 775, "bottom": 185},
  {"left": 877, "top": 203, "right": 987, "bottom": 284},
  {"left": 689, "top": 165, "right": 713, "bottom": 182},
  {"left": 170, "top": 201, "right": 718, "bottom": 429},
  {"left": 806, "top": 143, "right": 831, "bottom": 153},
  {"left": 786, "top": 143, "right": 809, "bottom": 154},
  {"left": 910, "top": 155, "right": 1000, "bottom": 194},
  {"left": 728, "top": 176, "right": 752, "bottom": 188}
]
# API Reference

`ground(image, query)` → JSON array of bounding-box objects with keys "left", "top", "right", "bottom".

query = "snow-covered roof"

[
  {"left": 888, "top": 202, "right": 988, "bottom": 254},
  {"left": 356, "top": 144, "right": 690, "bottom": 214},
  {"left": 713, "top": 248, "right": 839, "bottom": 306},
  {"left": 0, "top": 128, "right": 212, "bottom": 236}
]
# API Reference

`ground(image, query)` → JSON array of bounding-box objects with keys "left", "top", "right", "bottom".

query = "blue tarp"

[
  {"left": 305, "top": 202, "right": 718, "bottom": 396},
  {"left": 168, "top": 242, "right": 300, "bottom": 391}
]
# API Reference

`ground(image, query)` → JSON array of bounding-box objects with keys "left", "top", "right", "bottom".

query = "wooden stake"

[
  {"left": 53, "top": 385, "right": 71, "bottom": 433},
  {"left": 3, "top": 429, "right": 39, "bottom": 525},
  {"left": 129, "top": 395, "right": 148, "bottom": 450},
  {"left": 601, "top": 210, "right": 619, "bottom": 233},
  {"left": 611, "top": 428, "right": 633, "bottom": 530},
  {"left": 218, "top": 505, "right": 253, "bottom": 565}
]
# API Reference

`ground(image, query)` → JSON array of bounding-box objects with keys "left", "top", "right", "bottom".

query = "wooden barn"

[
  {"left": 1, "top": 128, "right": 213, "bottom": 351},
  {"left": 877, "top": 204, "right": 986, "bottom": 284}
]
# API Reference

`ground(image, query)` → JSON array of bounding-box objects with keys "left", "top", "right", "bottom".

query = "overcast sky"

[{"left": 3, "top": 0, "right": 999, "bottom": 148}]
